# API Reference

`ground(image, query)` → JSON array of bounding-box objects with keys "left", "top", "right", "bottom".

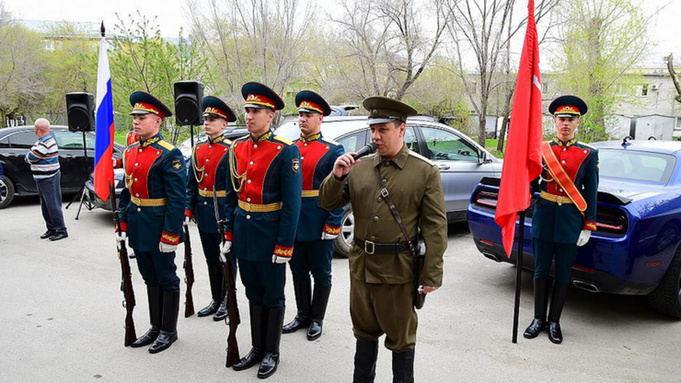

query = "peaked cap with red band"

[
  {"left": 549, "top": 95, "right": 588, "bottom": 118},
  {"left": 295, "top": 90, "right": 331, "bottom": 116},
  {"left": 129, "top": 91, "right": 173, "bottom": 119},
  {"left": 202, "top": 96, "right": 237, "bottom": 122},
  {"left": 241, "top": 81, "right": 285, "bottom": 111}
]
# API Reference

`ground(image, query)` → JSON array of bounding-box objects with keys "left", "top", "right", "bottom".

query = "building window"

[
  {"left": 641, "top": 84, "right": 649, "bottom": 96},
  {"left": 677, "top": 117, "right": 681, "bottom": 129}
]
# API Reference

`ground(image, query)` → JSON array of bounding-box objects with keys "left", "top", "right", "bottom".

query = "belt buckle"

[
  {"left": 364, "top": 240, "right": 375, "bottom": 255},
  {"left": 556, "top": 196, "right": 563, "bottom": 206}
]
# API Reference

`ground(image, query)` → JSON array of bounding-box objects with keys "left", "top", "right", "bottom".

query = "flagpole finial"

[{"left": 100, "top": 21, "right": 105, "bottom": 37}]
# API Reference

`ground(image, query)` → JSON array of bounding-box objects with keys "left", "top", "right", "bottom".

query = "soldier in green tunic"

[{"left": 319, "top": 96, "right": 447, "bottom": 383}]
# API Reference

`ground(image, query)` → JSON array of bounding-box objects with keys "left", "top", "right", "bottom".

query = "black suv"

[{"left": 0, "top": 125, "right": 124, "bottom": 208}]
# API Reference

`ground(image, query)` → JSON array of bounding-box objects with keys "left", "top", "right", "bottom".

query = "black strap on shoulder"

[{"left": 373, "top": 166, "right": 417, "bottom": 257}]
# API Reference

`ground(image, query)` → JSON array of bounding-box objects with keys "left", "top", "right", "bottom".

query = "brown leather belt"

[
  {"left": 131, "top": 196, "right": 167, "bottom": 207},
  {"left": 354, "top": 237, "right": 418, "bottom": 255},
  {"left": 238, "top": 200, "right": 283, "bottom": 212},
  {"left": 199, "top": 189, "right": 226, "bottom": 198}
]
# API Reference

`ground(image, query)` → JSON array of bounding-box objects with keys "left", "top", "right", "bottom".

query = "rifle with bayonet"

[
  {"left": 213, "top": 187, "right": 240, "bottom": 367},
  {"left": 183, "top": 218, "right": 195, "bottom": 317},
  {"left": 112, "top": 181, "right": 137, "bottom": 347}
]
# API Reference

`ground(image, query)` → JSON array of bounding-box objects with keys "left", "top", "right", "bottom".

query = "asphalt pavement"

[{"left": 1, "top": 197, "right": 680, "bottom": 382}]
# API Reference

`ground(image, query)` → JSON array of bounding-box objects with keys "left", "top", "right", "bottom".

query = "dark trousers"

[
  {"left": 135, "top": 249, "right": 180, "bottom": 291},
  {"left": 199, "top": 231, "right": 228, "bottom": 268},
  {"left": 239, "top": 259, "right": 286, "bottom": 308},
  {"left": 36, "top": 172, "right": 66, "bottom": 233},
  {"left": 289, "top": 240, "right": 334, "bottom": 286},
  {"left": 533, "top": 238, "right": 577, "bottom": 283}
]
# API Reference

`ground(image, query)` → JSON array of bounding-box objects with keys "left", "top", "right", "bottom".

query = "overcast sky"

[{"left": 4, "top": 0, "right": 680, "bottom": 57}]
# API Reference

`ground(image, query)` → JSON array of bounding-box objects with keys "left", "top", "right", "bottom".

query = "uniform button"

[
  {"left": 325, "top": 146, "right": 329, "bottom": 150},
  {"left": 246, "top": 215, "right": 251, "bottom": 220},
  {"left": 134, "top": 177, "right": 138, "bottom": 182},
  {"left": 385, "top": 161, "right": 391, "bottom": 166},
  {"left": 206, "top": 158, "right": 209, "bottom": 162},
  {"left": 157, "top": 151, "right": 160, "bottom": 155},
  {"left": 370, "top": 235, "right": 376, "bottom": 240},
  {"left": 561, "top": 160, "right": 566, "bottom": 164},
  {"left": 559, "top": 188, "right": 563, "bottom": 192},
  {"left": 247, "top": 197, "right": 251, "bottom": 202},
  {"left": 583, "top": 150, "right": 587, "bottom": 154},
  {"left": 224, "top": 148, "right": 228, "bottom": 152},
  {"left": 382, "top": 179, "right": 387, "bottom": 184},
  {"left": 563, "top": 148, "right": 567, "bottom": 151},
  {"left": 204, "top": 172, "right": 208, "bottom": 176},
  {"left": 209, "top": 145, "right": 213, "bottom": 148},
  {"left": 277, "top": 145, "right": 282, "bottom": 150},
  {"left": 138, "top": 149, "right": 143, "bottom": 153},
  {"left": 137, "top": 208, "right": 141, "bottom": 212},
  {"left": 249, "top": 161, "right": 254, "bottom": 165},
  {"left": 301, "top": 156, "right": 304, "bottom": 160},
  {"left": 254, "top": 144, "right": 258, "bottom": 148},
  {"left": 373, "top": 216, "right": 379, "bottom": 222},
  {"left": 247, "top": 179, "right": 252, "bottom": 184},
  {"left": 135, "top": 193, "right": 139, "bottom": 197},
  {"left": 377, "top": 197, "right": 383, "bottom": 202},
  {"left": 204, "top": 201, "right": 208, "bottom": 205},
  {"left": 135, "top": 162, "right": 139, "bottom": 166},
  {"left": 204, "top": 187, "right": 208, "bottom": 191},
  {"left": 304, "top": 143, "right": 308, "bottom": 147}
]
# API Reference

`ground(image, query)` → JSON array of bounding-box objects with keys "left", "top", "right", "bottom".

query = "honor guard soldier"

[
  {"left": 282, "top": 91, "right": 345, "bottom": 341},
  {"left": 115, "top": 91, "right": 187, "bottom": 354},
  {"left": 185, "top": 96, "right": 237, "bottom": 321},
  {"left": 319, "top": 97, "right": 447, "bottom": 383},
  {"left": 523, "top": 95, "right": 598, "bottom": 344},
  {"left": 221, "top": 82, "right": 302, "bottom": 379}
]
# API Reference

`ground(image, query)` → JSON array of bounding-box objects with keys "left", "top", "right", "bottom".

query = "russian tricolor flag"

[{"left": 94, "top": 22, "right": 115, "bottom": 202}]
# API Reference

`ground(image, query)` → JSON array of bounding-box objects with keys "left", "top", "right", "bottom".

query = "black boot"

[
  {"left": 353, "top": 340, "right": 378, "bottom": 383},
  {"left": 307, "top": 284, "right": 332, "bottom": 341},
  {"left": 213, "top": 266, "right": 229, "bottom": 321},
  {"left": 233, "top": 304, "right": 265, "bottom": 371},
  {"left": 149, "top": 290, "right": 179, "bottom": 354},
  {"left": 198, "top": 265, "right": 221, "bottom": 317},
  {"left": 131, "top": 286, "right": 162, "bottom": 348},
  {"left": 548, "top": 281, "right": 570, "bottom": 344},
  {"left": 258, "top": 307, "right": 285, "bottom": 379},
  {"left": 282, "top": 279, "right": 311, "bottom": 334},
  {"left": 392, "top": 349, "right": 415, "bottom": 383},
  {"left": 523, "top": 278, "right": 550, "bottom": 339}
]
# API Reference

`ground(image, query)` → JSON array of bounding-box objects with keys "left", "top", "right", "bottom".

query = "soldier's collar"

[
  {"left": 140, "top": 134, "right": 162, "bottom": 147},
  {"left": 553, "top": 136, "right": 577, "bottom": 147},
  {"left": 208, "top": 135, "right": 225, "bottom": 144},
  {"left": 299, "top": 132, "right": 322, "bottom": 142},
  {"left": 251, "top": 130, "right": 273, "bottom": 143},
  {"left": 373, "top": 143, "right": 408, "bottom": 169}
]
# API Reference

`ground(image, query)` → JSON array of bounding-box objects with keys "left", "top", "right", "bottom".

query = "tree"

[
  {"left": 445, "top": 0, "right": 560, "bottom": 146},
  {"left": 110, "top": 12, "right": 211, "bottom": 143},
  {"left": 664, "top": 54, "right": 681, "bottom": 104},
  {"left": 552, "top": 0, "right": 648, "bottom": 142},
  {"left": 331, "top": 0, "right": 449, "bottom": 101}
]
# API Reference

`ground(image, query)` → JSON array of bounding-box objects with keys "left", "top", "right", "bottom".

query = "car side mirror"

[{"left": 478, "top": 150, "right": 487, "bottom": 165}]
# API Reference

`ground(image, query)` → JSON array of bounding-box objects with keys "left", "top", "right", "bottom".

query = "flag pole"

[{"left": 512, "top": 210, "right": 525, "bottom": 343}]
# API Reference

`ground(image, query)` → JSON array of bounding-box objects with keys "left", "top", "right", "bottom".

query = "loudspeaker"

[
  {"left": 66, "top": 92, "right": 95, "bottom": 132},
  {"left": 174, "top": 81, "right": 204, "bottom": 126}
]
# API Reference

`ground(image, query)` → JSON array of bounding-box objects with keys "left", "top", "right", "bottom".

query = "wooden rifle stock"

[
  {"left": 183, "top": 223, "right": 195, "bottom": 317},
  {"left": 111, "top": 182, "right": 137, "bottom": 347}
]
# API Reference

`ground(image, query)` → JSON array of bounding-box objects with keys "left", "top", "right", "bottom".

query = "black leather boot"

[
  {"left": 131, "top": 286, "right": 162, "bottom": 348},
  {"left": 258, "top": 307, "right": 285, "bottom": 379},
  {"left": 392, "top": 348, "right": 415, "bottom": 383},
  {"left": 233, "top": 304, "right": 265, "bottom": 371},
  {"left": 198, "top": 266, "right": 221, "bottom": 317},
  {"left": 282, "top": 279, "right": 311, "bottom": 334},
  {"left": 307, "top": 284, "right": 332, "bottom": 341},
  {"left": 149, "top": 290, "right": 179, "bottom": 354},
  {"left": 548, "top": 281, "right": 570, "bottom": 344},
  {"left": 353, "top": 340, "right": 378, "bottom": 383},
  {"left": 213, "top": 266, "right": 229, "bottom": 321},
  {"left": 523, "top": 278, "right": 549, "bottom": 339}
]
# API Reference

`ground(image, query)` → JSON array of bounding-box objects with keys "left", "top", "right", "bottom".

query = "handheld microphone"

[{"left": 339, "top": 142, "right": 378, "bottom": 167}]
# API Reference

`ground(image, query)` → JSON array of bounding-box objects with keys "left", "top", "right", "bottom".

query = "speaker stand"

[{"left": 65, "top": 132, "right": 94, "bottom": 220}]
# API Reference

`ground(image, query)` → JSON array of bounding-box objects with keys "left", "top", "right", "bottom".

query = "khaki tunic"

[{"left": 319, "top": 143, "right": 447, "bottom": 350}]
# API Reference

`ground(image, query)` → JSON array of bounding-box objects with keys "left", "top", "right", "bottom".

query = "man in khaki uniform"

[{"left": 319, "top": 96, "right": 447, "bottom": 383}]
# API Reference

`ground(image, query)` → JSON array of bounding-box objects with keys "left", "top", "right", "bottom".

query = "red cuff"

[
  {"left": 322, "top": 224, "right": 340, "bottom": 236},
  {"left": 273, "top": 245, "right": 293, "bottom": 258},
  {"left": 116, "top": 221, "right": 128, "bottom": 233},
  {"left": 185, "top": 209, "right": 193, "bottom": 220},
  {"left": 160, "top": 231, "right": 180, "bottom": 245},
  {"left": 224, "top": 231, "right": 233, "bottom": 242},
  {"left": 583, "top": 221, "right": 597, "bottom": 231}
]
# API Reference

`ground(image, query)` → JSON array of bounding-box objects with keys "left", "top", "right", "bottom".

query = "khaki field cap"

[{"left": 363, "top": 96, "right": 418, "bottom": 125}]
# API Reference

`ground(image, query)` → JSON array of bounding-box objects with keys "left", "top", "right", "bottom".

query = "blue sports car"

[{"left": 467, "top": 138, "right": 681, "bottom": 318}]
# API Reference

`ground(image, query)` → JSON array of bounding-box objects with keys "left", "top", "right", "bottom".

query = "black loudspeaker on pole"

[
  {"left": 174, "top": 81, "right": 204, "bottom": 126},
  {"left": 65, "top": 92, "right": 95, "bottom": 132}
]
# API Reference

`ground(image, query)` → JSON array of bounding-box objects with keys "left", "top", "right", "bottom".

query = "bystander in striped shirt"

[{"left": 25, "top": 133, "right": 60, "bottom": 180}]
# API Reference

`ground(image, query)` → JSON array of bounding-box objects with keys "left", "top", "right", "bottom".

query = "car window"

[
  {"left": 404, "top": 127, "right": 419, "bottom": 154},
  {"left": 8, "top": 131, "right": 37, "bottom": 148},
  {"left": 52, "top": 130, "right": 95, "bottom": 150},
  {"left": 599, "top": 149, "right": 674, "bottom": 184},
  {"left": 337, "top": 130, "right": 367, "bottom": 153},
  {"left": 0, "top": 136, "right": 9, "bottom": 148},
  {"left": 420, "top": 126, "right": 478, "bottom": 162}
]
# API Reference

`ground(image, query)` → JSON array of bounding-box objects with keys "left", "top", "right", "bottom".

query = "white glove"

[
  {"left": 115, "top": 231, "right": 127, "bottom": 250},
  {"left": 272, "top": 254, "right": 290, "bottom": 264},
  {"left": 184, "top": 216, "right": 192, "bottom": 225},
  {"left": 321, "top": 232, "right": 338, "bottom": 240},
  {"left": 159, "top": 242, "right": 178, "bottom": 253},
  {"left": 219, "top": 241, "right": 232, "bottom": 263},
  {"left": 576, "top": 230, "right": 591, "bottom": 247}
]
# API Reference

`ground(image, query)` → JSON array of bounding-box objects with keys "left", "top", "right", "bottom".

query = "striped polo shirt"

[{"left": 25, "top": 132, "right": 60, "bottom": 180}]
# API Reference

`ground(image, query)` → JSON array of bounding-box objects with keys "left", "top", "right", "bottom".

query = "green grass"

[
  {"left": 114, "top": 130, "right": 128, "bottom": 146},
  {"left": 485, "top": 139, "right": 505, "bottom": 159}
]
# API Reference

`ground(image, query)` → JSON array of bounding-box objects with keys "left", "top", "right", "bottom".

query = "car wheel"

[
  {"left": 334, "top": 205, "right": 354, "bottom": 258},
  {"left": 647, "top": 246, "right": 681, "bottom": 318},
  {"left": 0, "top": 177, "right": 15, "bottom": 209}
]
